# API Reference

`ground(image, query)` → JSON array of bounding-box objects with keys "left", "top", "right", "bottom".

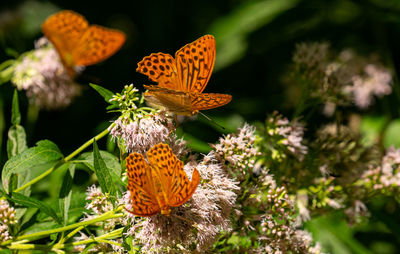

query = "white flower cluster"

[
  {"left": 348, "top": 64, "right": 392, "bottom": 109},
  {"left": 109, "top": 112, "right": 186, "bottom": 156},
  {"left": 11, "top": 38, "right": 81, "bottom": 109},
  {"left": 362, "top": 146, "right": 400, "bottom": 192},
  {"left": 212, "top": 123, "right": 260, "bottom": 176},
  {"left": 0, "top": 200, "right": 17, "bottom": 242},
  {"left": 265, "top": 113, "right": 308, "bottom": 160}
]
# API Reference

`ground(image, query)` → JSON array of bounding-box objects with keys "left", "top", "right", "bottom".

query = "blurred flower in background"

[
  {"left": 10, "top": 38, "right": 81, "bottom": 109},
  {"left": 288, "top": 42, "right": 393, "bottom": 116}
]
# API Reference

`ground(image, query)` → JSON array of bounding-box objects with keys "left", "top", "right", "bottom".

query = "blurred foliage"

[{"left": 1, "top": 0, "right": 400, "bottom": 252}]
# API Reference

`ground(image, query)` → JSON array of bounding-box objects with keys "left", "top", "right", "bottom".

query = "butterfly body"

[
  {"left": 42, "top": 10, "right": 126, "bottom": 77},
  {"left": 126, "top": 143, "right": 200, "bottom": 217},
  {"left": 137, "top": 35, "right": 232, "bottom": 115}
]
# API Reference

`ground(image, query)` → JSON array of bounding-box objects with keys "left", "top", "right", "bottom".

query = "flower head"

[
  {"left": 212, "top": 123, "right": 261, "bottom": 178},
  {"left": 348, "top": 64, "right": 392, "bottom": 109},
  {"left": 262, "top": 112, "right": 307, "bottom": 161},
  {"left": 0, "top": 200, "right": 17, "bottom": 243},
  {"left": 109, "top": 84, "right": 186, "bottom": 155},
  {"left": 11, "top": 37, "right": 81, "bottom": 109}
]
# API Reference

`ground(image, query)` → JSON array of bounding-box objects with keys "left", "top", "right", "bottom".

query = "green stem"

[
  {"left": 14, "top": 127, "right": 111, "bottom": 193},
  {"left": 7, "top": 228, "right": 124, "bottom": 251},
  {"left": 1, "top": 207, "right": 124, "bottom": 246},
  {"left": 59, "top": 225, "right": 84, "bottom": 244}
]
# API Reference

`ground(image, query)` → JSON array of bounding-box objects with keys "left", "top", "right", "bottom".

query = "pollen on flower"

[{"left": 11, "top": 37, "right": 81, "bottom": 110}]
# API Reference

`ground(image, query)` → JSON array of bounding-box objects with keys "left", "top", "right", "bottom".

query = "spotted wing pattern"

[
  {"left": 146, "top": 143, "right": 200, "bottom": 207},
  {"left": 126, "top": 153, "right": 160, "bottom": 216},
  {"left": 136, "top": 53, "right": 181, "bottom": 90},
  {"left": 175, "top": 34, "right": 215, "bottom": 93},
  {"left": 73, "top": 25, "right": 126, "bottom": 66},
  {"left": 137, "top": 35, "right": 231, "bottom": 115},
  {"left": 41, "top": 10, "right": 125, "bottom": 76},
  {"left": 190, "top": 93, "right": 232, "bottom": 111},
  {"left": 41, "top": 10, "right": 89, "bottom": 54}
]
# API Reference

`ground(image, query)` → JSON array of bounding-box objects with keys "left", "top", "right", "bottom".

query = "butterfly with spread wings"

[
  {"left": 42, "top": 10, "right": 126, "bottom": 77},
  {"left": 126, "top": 143, "right": 200, "bottom": 216},
  {"left": 137, "top": 35, "right": 232, "bottom": 116}
]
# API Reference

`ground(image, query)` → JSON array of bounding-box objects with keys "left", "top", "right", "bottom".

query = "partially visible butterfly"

[
  {"left": 137, "top": 35, "right": 232, "bottom": 116},
  {"left": 126, "top": 143, "right": 200, "bottom": 216},
  {"left": 41, "top": 10, "right": 126, "bottom": 77}
]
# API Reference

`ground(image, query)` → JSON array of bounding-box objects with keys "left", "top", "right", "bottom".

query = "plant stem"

[
  {"left": 6, "top": 228, "right": 124, "bottom": 251},
  {"left": 1, "top": 207, "right": 124, "bottom": 246},
  {"left": 14, "top": 126, "right": 111, "bottom": 193}
]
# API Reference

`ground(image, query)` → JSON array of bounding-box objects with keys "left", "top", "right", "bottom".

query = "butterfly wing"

[
  {"left": 41, "top": 10, "right": 89, "bottom": 75},
  {"left": 143, "top": 85, "right": 193, "bottom": 115},
  {"left": 147, "top": 143, "right": 200, "bottom": 207},
  {"left": 72, "top": 25, "right": 126, "bottom": 66},
  {"left": 137, "top": 53, "right": 182, "bottom": 90},
  {"left": 175, "top": 35, "right": 216, "bottom": 93},
  {"left": 126, "top": 153, "right": 160, "bottom": 216},
  {"left": 190, "top": 93, "right": 232, "bottom": 111}
]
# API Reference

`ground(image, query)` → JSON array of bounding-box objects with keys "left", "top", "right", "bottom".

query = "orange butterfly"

[
  {"left": 41, "top": 10, "right": 126, "bottom": 77},
  {"left": 126, "top": 143, "right": 200, "bottom": 216},
  {"left": 137, "top": 35, "right": 232, "bottom": 116}
]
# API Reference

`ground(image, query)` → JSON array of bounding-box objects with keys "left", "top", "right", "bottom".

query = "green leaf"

[
  {"left": 80, "top": 150, "right": 121, "bottom": 177},
  {"left": 0, "top": 60, "right": 15, "bottom": 86},
  {"left": 383, "top": 119, "right": 400, "bottom": 148},
  {"left": 11, "top": 89, "right": 21, "bottom": 125},
  {"left": 93, "top": 140, "right": 115, "bottom": 196},
  {"left": 90, "top": 83, "right": 114, "bottom": 103},
  {"left": 208, "top": 0, "right": 299, "bottom": 71},
  {"left": 2, "top": 140, "right": 63, "bottom": 193},
  {"left": 59, "top": 164, "right": 75, "bottom": 225},
  {"left": 305, "top": 215, "right": 373, "bottom": 254},
  {"left": 9, "top": 192, "right": 62, "bottom": 224},
  {"left": 7, "top": 125, "right": 28, "bottom": 159}
]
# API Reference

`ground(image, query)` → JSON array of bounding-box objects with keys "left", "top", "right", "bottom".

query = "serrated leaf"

[
  {"left": 93, "top": 140, "right": 115, "bottom": 196},
  {"left": 9, "top": 192, "right": 62, "bottom": 224},
  {"left": 80, "top": 150, "right": 121, "bottom": 177},
  {"left": 90, "top": 83, "right": 114, "bottom": 103},
  {"left": 7, "top": 125, "right": 28, "bottom": 158},
  {"left": 2, "top": 140, "right": 63, "bottom": 193},
  {"left": 11, "top": 89, "right": 21, "bottom": 125},
  {"left": 59, "top": 164, "right": 75, "bottom": 225}
]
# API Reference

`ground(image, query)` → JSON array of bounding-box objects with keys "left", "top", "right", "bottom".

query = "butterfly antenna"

[{"left": 198, "top": 111, "right": 226, "bottom": 130}]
